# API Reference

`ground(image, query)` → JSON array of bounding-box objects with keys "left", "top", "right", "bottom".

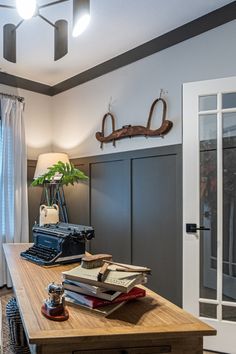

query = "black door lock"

[{"left": 186, "top": 223, "right": 210, "bottom": 233}]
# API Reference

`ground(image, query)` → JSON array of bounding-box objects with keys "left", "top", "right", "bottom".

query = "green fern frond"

[{"left": 31, "top": 161, "right": 88, "bottom": 186}]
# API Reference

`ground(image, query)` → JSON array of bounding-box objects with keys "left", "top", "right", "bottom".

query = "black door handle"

[{"left": 186, "top": 223, "right": 210, "bottom": 233}]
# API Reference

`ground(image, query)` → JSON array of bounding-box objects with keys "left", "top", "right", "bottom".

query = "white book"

[
  {"left": 62, "top": 265, "right": 145, "bottom": 293},
  {"left": 63, "top": 279, "right": 107, "bottom": 294},
  {"left": 63, "top": 280, "right": 121, "bottom": 301}
]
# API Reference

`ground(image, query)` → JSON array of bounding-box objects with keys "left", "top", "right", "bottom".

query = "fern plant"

[{"left": 32, "top": 161, "right": 88, "bottom": 186}]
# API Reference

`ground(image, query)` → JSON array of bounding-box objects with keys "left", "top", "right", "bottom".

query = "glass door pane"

[
  {"left": 199, "top": 113, "right": 217, "bottom": 306},
  {"left": 223, "top": 112, "right": 236, "bottom": 308},
  {"left": 222, "top": 93, "right": 236, "bottom": 109}
]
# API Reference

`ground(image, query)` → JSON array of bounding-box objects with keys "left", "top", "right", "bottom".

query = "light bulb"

[
  {"left": 16, "top": 0, "right": 36, "bottom": 20},
  {"left": 72, "top": 0, "right": 90, "bottom": 37},
  {"left": 72, "top": 13, "right": 90, "bottom": 37}
]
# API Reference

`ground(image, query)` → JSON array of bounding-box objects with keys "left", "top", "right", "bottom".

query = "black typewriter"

[{"left": 20, "top": 222, "right": 94, "bottom": 266}]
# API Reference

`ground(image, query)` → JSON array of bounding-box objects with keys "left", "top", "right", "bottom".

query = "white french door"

[{"left": 183, "top": 76, "right": 236, "bottom": 354}]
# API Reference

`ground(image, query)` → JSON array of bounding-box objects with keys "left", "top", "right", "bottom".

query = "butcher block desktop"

[{"left": 3, "top": 244, "right": 216, "bottom": 354}]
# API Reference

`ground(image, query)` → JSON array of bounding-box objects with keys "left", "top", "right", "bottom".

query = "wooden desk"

[{"left": 3, "top": 244, "right": 216, "bottom": 354}]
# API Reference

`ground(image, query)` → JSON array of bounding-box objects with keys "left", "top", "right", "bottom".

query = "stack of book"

[{"left": 62, "top": 263, "right": 149, "bottom": 316}]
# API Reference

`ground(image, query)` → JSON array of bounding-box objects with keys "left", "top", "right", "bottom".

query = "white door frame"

[{"left": 183, "top": 76, "right": 236, "bottom": 353}]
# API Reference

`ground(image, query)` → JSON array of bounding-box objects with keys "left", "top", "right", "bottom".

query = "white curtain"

[{"left": 0, "top": 96, "right": 29, "bottom": 287}]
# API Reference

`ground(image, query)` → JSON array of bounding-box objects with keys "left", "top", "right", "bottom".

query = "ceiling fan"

[{"left": 0, "top": 0, "right": 90, "bottom": 63}]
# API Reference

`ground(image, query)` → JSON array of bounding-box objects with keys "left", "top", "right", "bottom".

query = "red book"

[{"left": 65, "top": 286, "right": 146, "bottom": 309}]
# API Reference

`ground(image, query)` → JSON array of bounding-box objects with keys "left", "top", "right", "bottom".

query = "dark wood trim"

[
  {"left": 0, "top": 72, "right": 52, "bottom": 96},
  {"left": 28, "top": 144, "right": 182, "bottom": 167},
  {"left": 52, "top": 2, "right": 236, "bottom": 95},
  {"left": 27, "top": 159, "right": 37, "bottom": 168},
  {"left": 2, "top": 2, "right": 236, "bottom": 96},
  {"left": 202, "top": 351, "right": 229, "bottom": 354},
  {"left": 70, "top": 144, "right": 182, "bottom": 166}
]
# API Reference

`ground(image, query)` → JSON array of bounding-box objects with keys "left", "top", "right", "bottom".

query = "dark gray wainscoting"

[
  {"left": 27, "top": 160, "right": 42, "bottom": 240},
  {"left": 90, "top": 160, "right": 131, "bottom": 263},
  {"left": 63, "top": 163, "right": 90, "bottom": 226},
  {"left": 132, "top": 154, "right": 182, "bottom": 305},
  {"left": 69, "top": 144, "right": 182, "bottom": 306},
  {"left": 27, "top": 144, "right": 182, "bottom": 306}
]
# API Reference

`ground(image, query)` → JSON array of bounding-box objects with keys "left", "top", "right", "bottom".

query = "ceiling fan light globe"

[
  {"left": 16, "top": 0, "right": 36, "bottom": 20},
  {"left": 72, "top": 14, "right": 90, "bottom": 37}
]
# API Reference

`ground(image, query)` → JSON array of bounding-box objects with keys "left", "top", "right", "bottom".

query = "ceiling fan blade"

[
  {"left": 3, "top": 24, "right": 16, "bottom": 63},
  {"left": 0, "top": 4, "right": 15, "bottom": 9},
  {"left": 39, "top": 0, "right": 69, "bottom": 9},
  {"left": 54, "top": 20, "right": 68, "bottom": 61}
]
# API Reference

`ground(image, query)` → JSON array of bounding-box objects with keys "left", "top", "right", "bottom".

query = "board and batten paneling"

[
  {"left": 27, "top": 160, "right": 42, "bottom": 241},
  {"left": 63, "top": 163, "right": 90, "bottom": 226},
  {"left": 132, "top": 153, "right": 182, "bottom": 306},
  {"left": 71, "top": 145, "right": 182, "bottom": 306},
  {"left": 90, "top": 160, "right": 131, "bottom": 263},
  {"left": 27, "top": 144, "right": 182, "bottom": 305}
]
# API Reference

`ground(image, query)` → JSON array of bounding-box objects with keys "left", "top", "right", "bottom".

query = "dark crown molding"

[
  {"left": 0, "top": 72, "right": 53, "bottom": 96},
  {"left": 1, "top": 2, "right": 236, "bottom": 96}
]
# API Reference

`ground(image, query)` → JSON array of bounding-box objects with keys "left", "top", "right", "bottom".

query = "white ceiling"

[{"left": 0, "top": 0, "right": 234, "bottom": 85}]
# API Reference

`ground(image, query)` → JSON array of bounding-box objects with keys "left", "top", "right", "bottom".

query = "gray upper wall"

[
  {"left": 51, "top": 19, "right": 236, "bottom": 158},
  {"left": 1, "top": 20, "right": 235, "bottom": 160}
]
